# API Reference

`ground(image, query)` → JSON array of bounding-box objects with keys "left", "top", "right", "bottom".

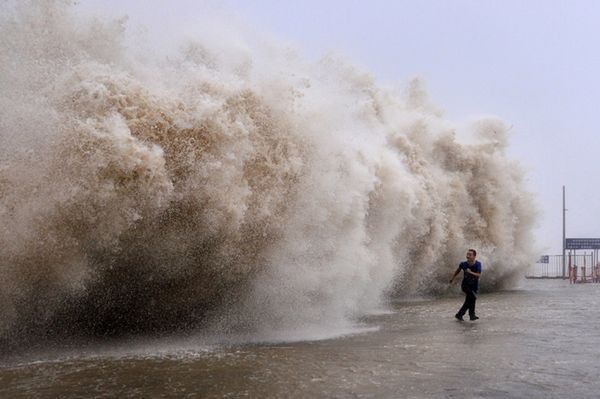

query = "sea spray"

[{"left": 0, "top": 1, "right": 537, "bottom": 344}]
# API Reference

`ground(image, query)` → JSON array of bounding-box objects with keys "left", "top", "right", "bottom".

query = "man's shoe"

[
  {"left": 455, "top": 314, "right": 464, "bottom": 321},
  {"left": 470, "top": 316, "right": 479, "bottom": 321}
]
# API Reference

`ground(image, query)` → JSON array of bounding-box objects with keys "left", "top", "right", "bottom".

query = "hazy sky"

[{"left": 79, "top": 0, "right": 600, "bottom": 254}]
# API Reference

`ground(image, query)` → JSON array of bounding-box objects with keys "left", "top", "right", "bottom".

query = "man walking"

[{"left": 449, "top": 249, "right": 482, "bottom": 321}]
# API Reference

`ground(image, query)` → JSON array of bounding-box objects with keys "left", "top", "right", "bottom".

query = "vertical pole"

[
  {"left": 584, "top": 252, "right": 587, "bottom": 282},
  {"left": 562, "top": 186, "right": 566, "bottom": 278}
]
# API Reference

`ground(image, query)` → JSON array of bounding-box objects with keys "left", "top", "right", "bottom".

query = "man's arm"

[
  {"left": 466, "top": 262, "right": 482, "bottom": 278},
  {"left": 465, "top": 269, "right": 481, "bottom": 278},
  {"left": 449, "top": 267, "right": 462, "bottom": 283}
]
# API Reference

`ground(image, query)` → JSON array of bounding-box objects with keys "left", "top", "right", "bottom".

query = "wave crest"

[{"left": 0, "top": 1, "right": 537, "bottom": 344}]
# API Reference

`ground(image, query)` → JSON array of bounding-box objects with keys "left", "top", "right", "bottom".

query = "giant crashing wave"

[{"left": 0, "top": 1, "right": 537, "bottom": 346}]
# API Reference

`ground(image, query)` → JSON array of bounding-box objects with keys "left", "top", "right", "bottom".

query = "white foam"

[{"left": 0, "top": 1, "right": 537, "bottom": 342}]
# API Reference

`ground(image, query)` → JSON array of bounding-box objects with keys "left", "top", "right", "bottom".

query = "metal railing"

[
  {"left": 527, "top": 255, "right": 566, "bottom": 278},
  {"left": 527, "top": 253, "right": 599, "bottom": 281},
  {"left": 526, "top": 252, "right": 598, "bottom": 280}
]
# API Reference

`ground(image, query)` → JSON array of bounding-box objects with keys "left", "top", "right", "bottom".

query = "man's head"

[{"left": 466, "top": 249, "right": 477, "bottom": 263}]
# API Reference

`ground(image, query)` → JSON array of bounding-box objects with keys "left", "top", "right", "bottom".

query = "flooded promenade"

[{"left": 2, "top": 279, "right": 598, "bottom": 398}]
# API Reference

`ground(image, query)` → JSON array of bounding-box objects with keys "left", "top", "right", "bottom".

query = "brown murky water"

[{"left": 1, "top": 279, "right": 598, "bottom": 398}]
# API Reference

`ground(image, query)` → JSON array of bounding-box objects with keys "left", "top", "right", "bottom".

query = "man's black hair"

[{"left": 468, "top": 249, "right": 477, "bottom": 257}]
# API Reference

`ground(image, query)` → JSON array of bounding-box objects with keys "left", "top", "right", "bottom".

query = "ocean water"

[
  {"left": 0, "top": 3, "right": 557, "bottom": 398},
  {"left": 1, "top": 1, "right": 537, "bottom": 346},
  {"left": 2, "top": 279, "right": 598, "bottom": 398}
]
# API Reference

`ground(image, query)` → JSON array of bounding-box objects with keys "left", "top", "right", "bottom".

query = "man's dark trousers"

[{"left": 457, "top": 286, "right": 477, "bottom": 318}]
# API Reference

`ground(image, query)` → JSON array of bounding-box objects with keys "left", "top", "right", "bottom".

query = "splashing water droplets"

[{"left": 0, "top": 1, "right": 537, "bottom": 345}]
